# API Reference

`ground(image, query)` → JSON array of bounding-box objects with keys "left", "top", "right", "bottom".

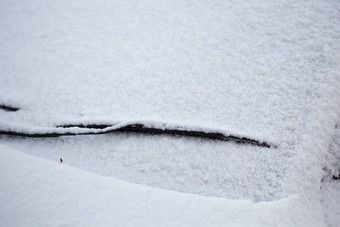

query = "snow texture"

[
  {"left": 321, "top": 180, "right": 340, "bottom": 227},
  {"left": 1, "top": 0, "right": 340, "bottom": 226},
  {"left": 0, "top": 134, "right": 289, "bottom": 202},
  {"left": 0, "top": 145, "right": 322, "bottom": 227},
  {"left": 324, "top": 122, "right": 340, "bottom": 179},
  {"left": 1, "top": 0, "right": 339, "bottom": 144}
]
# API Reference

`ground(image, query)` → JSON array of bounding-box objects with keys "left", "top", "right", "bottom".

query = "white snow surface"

[
  {"left": 321, "top": 180, "right": 340, "bottom": 227},
  {"left": 0, "top": 134, "right": 289, "bottom": 202},
  {"left": 1, "top": 0, "right": 340, "bottom": 226},
  {"left": 0, "top": 145, "right": 321, "bottom": 227},
  {"left": 0, "top": 0, "right": 339, "bottom": 143}
]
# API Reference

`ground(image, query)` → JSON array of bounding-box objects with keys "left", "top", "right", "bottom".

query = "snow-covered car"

[{"left": 1, "top": 0, "right": 339, "bottom": 226}]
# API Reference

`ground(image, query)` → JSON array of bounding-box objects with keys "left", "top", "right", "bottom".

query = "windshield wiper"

[
  {"left": 1, "top": 123, "right": 273, "bottom": 148},
  {"left": 0, "top": 104, "right": 19, "bottom": 112}
]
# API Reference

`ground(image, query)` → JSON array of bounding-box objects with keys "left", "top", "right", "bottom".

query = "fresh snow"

[
  {"left": 0, "top": 134, "right": 289, "bottom": 202},
  {"left": 1, "top": 0, "right": 339, "bottom": 144},
  {"left": 0, "top": 0, "right": 340, "bottom": 226},
  {"left": 321, "top": 180, "right": 340, "bottom": 227},
  {"left": 0, "top": 145, "right": 320, "bottom": 227}
]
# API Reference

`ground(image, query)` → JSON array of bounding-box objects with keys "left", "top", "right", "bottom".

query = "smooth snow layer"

[
  {"left": 0, "top": 134, "right": 290, "bottom": 202},
  {"left": 0, "top": 145, "right": 320, "bottom": 227}
]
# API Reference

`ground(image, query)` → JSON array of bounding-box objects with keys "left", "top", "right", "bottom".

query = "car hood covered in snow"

[{"left": 0, "top": 0, "right": 340, "bottom": 226}]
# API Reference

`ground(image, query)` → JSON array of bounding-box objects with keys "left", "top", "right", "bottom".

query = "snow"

[
  {"left": 321, "top": 180, "right": 340, "bottom": 227},
  {"left": 320, "top": 121, "right": 340, "bottom": 227},
  {"left": 0, "top": 0, "right": 340, "bottom": 226},
  {"left": 0, "top": 134, "right": 289, "bottom": 202},
  {"left": 324, "top": 122, "right": 340, "bottom": 179},
  {"left": 1, "top": 0, "right": 339, "bottom": 144},
  {"left": 0, "top": 145, "right": 319, "bottom": 227}
]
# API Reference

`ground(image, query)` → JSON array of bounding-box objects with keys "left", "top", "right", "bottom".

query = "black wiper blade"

[
  {"left": 1, "top": 123, "right": 273, "bottom": 148},
  {"left": 0, "top": 104, "right": 19, "bottom": 112}
]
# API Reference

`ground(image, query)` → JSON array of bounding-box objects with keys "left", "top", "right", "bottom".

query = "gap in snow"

[
  {"left": 0, "top": 133, "right": 291, "bottom": 202},
  {"left": 57, "top": 124, "right": 111, "bottom": 129}
]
